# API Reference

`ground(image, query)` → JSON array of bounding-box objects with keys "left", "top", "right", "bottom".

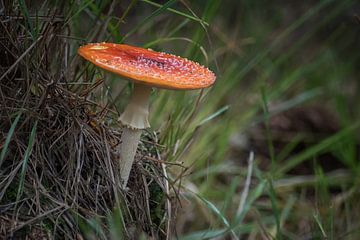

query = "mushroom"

[{"left": 78, "top": 43, "right": 216, "bottom": 187}]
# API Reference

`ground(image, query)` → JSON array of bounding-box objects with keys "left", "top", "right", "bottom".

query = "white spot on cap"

[{"left": 90, "top": 45, "right": 108, "bottom": 50}]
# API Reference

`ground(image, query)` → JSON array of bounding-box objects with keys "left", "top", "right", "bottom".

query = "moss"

[{"left": 149, "top": 179, "right": 166, "bottom": 228}]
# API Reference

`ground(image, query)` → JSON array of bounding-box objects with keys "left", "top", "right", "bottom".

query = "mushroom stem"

[
  {"left": 118, "top": 127, "right": 142, "bottom": 187},
  {"left": 118, "top": 83, "right": 152, "bottom": 187}
]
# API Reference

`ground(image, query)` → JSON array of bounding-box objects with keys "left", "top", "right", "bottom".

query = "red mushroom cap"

[{"left": 78, "top": 43, "right": 216, "bottom": 90}]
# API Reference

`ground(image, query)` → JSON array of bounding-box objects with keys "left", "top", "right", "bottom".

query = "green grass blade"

[
  {"left": 108, "top": 208, "right": 125, "bottom": 240},
  {"left": 233, "top": 0, "right": 335, "bottom": 83},
  {"left": 64, "top": 0, "right": 95, "bottom": 25},
  {"left": 196, "top": 105, "right": 229, "bottom": 127},
  {"left": 277, "top": 122, "right": 360, "bottom": 175},
  {"left": 280, "top": 195, "right": 296, "bottom": 226},
  {"left": 193, "top": 192, "right": 231, "bottom": 229},
  {"left": 18, "top": 0, "right": 36, "bottom": 39},
  {"left": 179, "top": 229, "right": 227, "bottom": 240},
  {"left": 16, "top": 120, "right": 38, "bottom": 202},
  {"left": 143, "top": 37, "right": 208, "bottom": 62},
  {"left": 141, "top": 0, "right": 209, "bottom": 26},
  {"left": 0, "top": 111, "right": 23, "bottom": 169},
  {"left": 221, "top": 175, "right": 242, "bottom": 214},
  {"left": 121, "top": 0, "right": 177, "bottom": 42},
  {"left": 260, "top": 87, "right": 275, "bottom": 169},
  {"left": 268, "top": 180, "right": 282, "bottom": 239},
  {"left": 234, "top": 179, "right": 267, "bottom": 226}
]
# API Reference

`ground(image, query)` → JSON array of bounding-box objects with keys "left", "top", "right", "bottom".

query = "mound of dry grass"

[{"left": 0, "top": 2, "right": 172, "bottom": 239}]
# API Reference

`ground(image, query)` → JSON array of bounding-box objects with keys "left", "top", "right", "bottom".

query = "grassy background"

[
  {"left": 119, "top": 1, "right": 359, "bottom": 238},
  {"left": 1, "top": 0, "right": 360, "bottom": 239}
]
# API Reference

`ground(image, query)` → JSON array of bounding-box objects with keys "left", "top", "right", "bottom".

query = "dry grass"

[{"left": 0, "top": 2, "right": 175, "bottom": 239}]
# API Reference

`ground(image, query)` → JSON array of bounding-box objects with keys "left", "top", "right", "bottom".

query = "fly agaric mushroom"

[{"left": 78, "top": 43, "right": 216, "bottom": 187}]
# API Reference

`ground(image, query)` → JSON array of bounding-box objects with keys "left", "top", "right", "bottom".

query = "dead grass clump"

[{"left": 0, "top": 2, "right": 170, "bottom": 239}]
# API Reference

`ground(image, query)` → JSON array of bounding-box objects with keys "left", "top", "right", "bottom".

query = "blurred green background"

[{"left": 76, "top": 0, "right": 359, "bottom": 238}]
